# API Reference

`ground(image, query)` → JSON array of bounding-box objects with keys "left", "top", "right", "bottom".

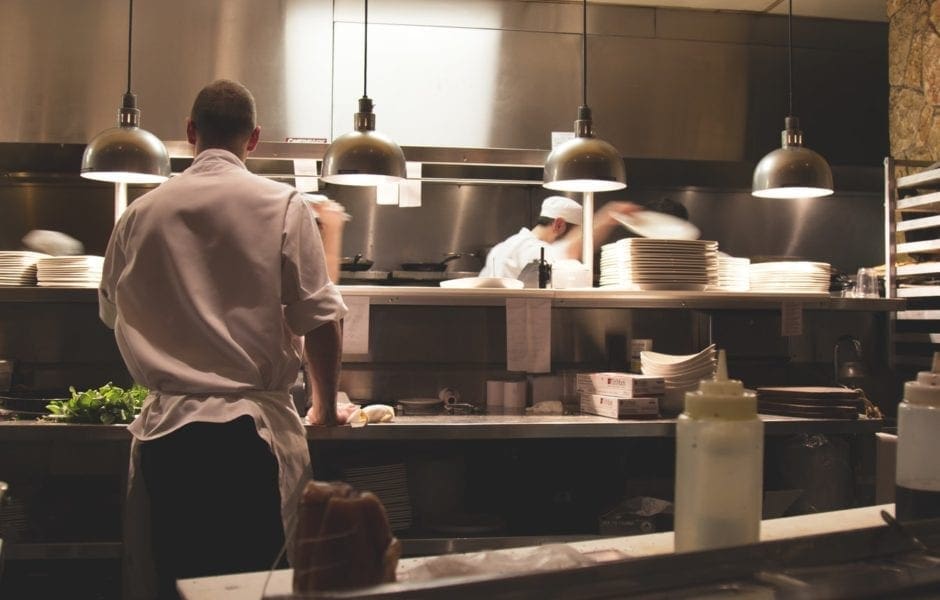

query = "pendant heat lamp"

[
  {"left": 81, "top": 0, "right": 170, "bottom": 184},
  {"left": 543, "top": 0, "right": 625, "bottom": 192},
  {"left": 752, "top": 0, "right": 832, "bottom": 199},
  {"left": 321, "top": 0, "right": 406, "bottom": 186}
]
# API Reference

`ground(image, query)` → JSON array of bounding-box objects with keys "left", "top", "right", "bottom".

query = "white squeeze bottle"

[
  {"left": 674, "top": 349, "right": 763, "bottom": 552},
  {"left": 895, "top": 351, "right": 940, "bottom": 522}
]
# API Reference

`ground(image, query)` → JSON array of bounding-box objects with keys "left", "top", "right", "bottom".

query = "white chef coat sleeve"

[
  {"left": 98, "top": 215, "right": 128, "bottom": 329},
  {"left": 281, "top": 195, "right": 348, "bottom": 336}
]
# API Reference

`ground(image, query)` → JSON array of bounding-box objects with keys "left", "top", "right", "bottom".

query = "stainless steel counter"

[
  {"left": 0, "top": 286, "right": 905, "bottom": 311},
  {"left": 0, "top": 414, "right": 883, "bottom": 443},
  {"left": 305, "top": 414, "right": 884, "bottom": 441}
]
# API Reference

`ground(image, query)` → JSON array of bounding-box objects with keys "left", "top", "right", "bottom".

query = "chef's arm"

[
  {"left": 313, "top": 200, "right": 347, "bottom": 283},
  {"left": 558, "top": 201, "right": 642, "bottom": 259},
  {"left": 304, "top": 320, "right": 343, "bottom": 426}
]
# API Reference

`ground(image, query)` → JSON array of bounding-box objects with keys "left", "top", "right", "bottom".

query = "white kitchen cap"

[{"left": 539, "top": 196, "right": 583, "bottom": 226}]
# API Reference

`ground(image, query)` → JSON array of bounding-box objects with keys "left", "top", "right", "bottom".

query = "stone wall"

[{"left": 888, "top": 0, "right": 940, "bottom": 164}]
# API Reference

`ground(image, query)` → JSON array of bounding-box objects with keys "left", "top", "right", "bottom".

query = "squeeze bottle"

[
  {"left": 896, "top": 352, "right": 940, "bottom": 521},
  {"left": 674, "top": 350, "right": 763, "bottom": 551}
]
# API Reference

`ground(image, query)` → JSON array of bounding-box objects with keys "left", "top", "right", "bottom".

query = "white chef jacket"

[
  {"left": 479, "top": 227, "right": 556, "bottom": 279},
  {"left": 99, "top": 148, "right": 346, "bottom": 595}
]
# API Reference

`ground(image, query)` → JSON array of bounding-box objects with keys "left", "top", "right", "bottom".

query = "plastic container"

[
  {"left": 895, "top": 352, "right": 940, "bottom": 522},
  {"left": 674, "top": 350, "right": 763, "bottom": 552}
]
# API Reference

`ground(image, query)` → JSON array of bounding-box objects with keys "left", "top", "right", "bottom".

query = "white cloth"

[
  {"left": 479, "top": 227, "right": 556, "bottom": 280},
  {"left": 100, "top": 148, "right": 347, "bottom": 598}
]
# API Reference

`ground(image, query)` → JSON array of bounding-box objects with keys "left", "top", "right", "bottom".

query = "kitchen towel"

[{"left": 506, "top": 298, "right": 551, "bottom": 373}]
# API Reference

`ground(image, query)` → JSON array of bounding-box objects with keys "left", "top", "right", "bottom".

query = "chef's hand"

[
  {"left": 596, "top": 200, "right": 643, "bottom": 226},
  {"left": 305, "top": 391, "right": 359, "bottom": 426},
  {"left": 313, "top": 199, "right": 350, "bottom": 236}
]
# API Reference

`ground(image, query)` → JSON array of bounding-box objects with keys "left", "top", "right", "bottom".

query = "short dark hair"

[{"left": 190, "top": 79, "right": 256, "bottom": 150}]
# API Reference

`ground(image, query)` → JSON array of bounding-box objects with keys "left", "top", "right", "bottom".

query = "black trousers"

[{"left": 139, "top": 416, "right": 286, "bottom": 600}]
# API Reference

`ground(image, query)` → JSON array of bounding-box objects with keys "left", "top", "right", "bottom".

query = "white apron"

[{"left": 123, "top": 391, "right": 311, "bottom": 600}]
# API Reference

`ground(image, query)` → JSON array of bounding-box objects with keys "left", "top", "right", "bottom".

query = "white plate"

[
  {"left": 635, "top": 282, "right": 708, "bottom": 291},
  {"left": 440, "top": 277, "right": 524, "bottom": 289}
]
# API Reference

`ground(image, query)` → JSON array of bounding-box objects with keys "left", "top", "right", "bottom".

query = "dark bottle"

[{"left": 538, "top": 247, "right": 552, "bottom": 289}]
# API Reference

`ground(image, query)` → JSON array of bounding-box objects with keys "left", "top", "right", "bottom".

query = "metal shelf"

[
  {"left": 897, "top": 165, "right": 940, "bottom": 190},
  {"left": 0, "top": 285, "right": 905, "bottom": 312},
  {"left": 886, "top": 159, "right": 940, "bottom": 370}
]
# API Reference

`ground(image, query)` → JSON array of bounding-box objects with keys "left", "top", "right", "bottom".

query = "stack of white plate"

[
  {"left": 641, "top": 344, "right": 717, "bottom": 415},
  {"left": 599, "top": 239, "right": 719, "bottom": 291},
  {"left": 0, "top": 251, "right": 49, "bottom": 286},
  {"left": 748, "top": 261, "right": 830, "bottom": 294},
  {"left": 714, "top": 254, "right": 750, "bottom": 292},
  {"left": 36, "top": 255, "right": 105, "bottom": 288},
  {"left": 341, "top": 463, "right": 412, "bottom": 532}
]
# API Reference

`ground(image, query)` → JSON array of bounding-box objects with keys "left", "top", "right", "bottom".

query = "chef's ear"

[
  {"left": 186, "top": 118, "right": 197, "bottom": 145},
  {"left": 553, "top": 217, "right": 568, "bottom": 236},
  {"left": 246, "top": 126, "right": 261, "bottom": 152}
]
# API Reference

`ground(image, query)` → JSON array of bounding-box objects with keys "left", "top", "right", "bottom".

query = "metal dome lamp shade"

[
  {"left": 752, "top": 0, "right": 832, "bottom": 199},
  {"left": 81, "top": 0, "right": 170, "bottom": 184},
  {"left": 544, "top": 0, "right": 625, "bottom": 193},
  {"left": 321, "top": 0, "right": 406, "bottom": 186}
]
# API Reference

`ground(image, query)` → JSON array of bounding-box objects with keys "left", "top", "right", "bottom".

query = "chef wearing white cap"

[{"left": 480, "top": 196, "right": 639, "bottom": 279}]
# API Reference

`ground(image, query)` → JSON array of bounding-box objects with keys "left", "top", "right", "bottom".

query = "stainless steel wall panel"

[
  {"left": 0, "top": 0, "right": 335, "bottom": 144},
  {"left": 326, "top": 182, "right": 537, "bottom": 271},
  {"left": 1, "top": 0, "right": 886, "bottom": 166}
]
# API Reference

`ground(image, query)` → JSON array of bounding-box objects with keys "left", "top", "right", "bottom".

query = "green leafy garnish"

[{"left": 45, "top": 382, "right": 148, "bottom": 424}]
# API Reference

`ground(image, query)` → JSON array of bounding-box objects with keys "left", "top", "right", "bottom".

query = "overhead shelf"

[{"left": 897, "top": 165, "right": 940, "bottom": 190}]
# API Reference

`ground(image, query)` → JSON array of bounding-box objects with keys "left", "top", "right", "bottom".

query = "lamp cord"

[
  {"left": 363, "top": 0, "right": 368, "bottom": 98},
  {"left": 787, "top": 0, "right": 793, "bottom": 117},
  {"left": 582, "top": 0, "right": 587, "bottom": 107},
  {"left": 126, "top": 0, "right": 134, "bottom": 95}
]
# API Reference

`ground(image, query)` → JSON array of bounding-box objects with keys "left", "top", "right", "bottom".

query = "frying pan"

[
  {"left": 341, "top": 254, "right": 374, "bottom": 272},
  {"left": 400, "top": 253, "right": 461, "bottom": 272}
]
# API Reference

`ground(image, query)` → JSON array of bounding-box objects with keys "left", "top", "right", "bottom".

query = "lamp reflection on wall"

[
  {"left": 752, "top": 0, "right": 833, "bottom": 199},
  {"left": 80, "top": 0, "right": 170, "bottom": 185},
  {"left": 543, "top": 0, "right": 626, "bottom": 193},
  {"left": 321, "top": 0, "right": 406, "bottom": 186}
]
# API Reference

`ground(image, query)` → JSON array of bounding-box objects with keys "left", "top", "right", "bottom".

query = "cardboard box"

[
  {"left": 581, "top": 393, "right": 660, "bottom": 419},
  {"left": 576, "top": 372, "right": 665, "bottom": 397}
]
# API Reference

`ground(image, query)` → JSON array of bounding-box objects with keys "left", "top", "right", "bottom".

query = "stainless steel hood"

[{"left": 0, "top": 0, "right": 887, "bottom": 167}]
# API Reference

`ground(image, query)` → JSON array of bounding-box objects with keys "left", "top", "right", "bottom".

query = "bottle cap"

[
  {"left": 903, "top": 351, "right": 940, "bottom": 407},
  {"left": 683, "top": 349, "right": 756, "bottom": 419}
]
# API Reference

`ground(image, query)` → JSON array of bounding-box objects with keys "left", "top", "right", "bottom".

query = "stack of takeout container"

[
  {"left": 576, "top": 372, "right": 664, "bottom": 419},
  {"left": 0, "top": 251, "right": 48, "bottom": 286},
  {"left": 748, "top": 261, "right": 830, "bottom": 294},
  {"left": 36, "top": 255, "right": 105, "bottom": 288},
  {"left": 599, "top": 239, "right": 719, "bottom": 291},
  {"left": 640, "top": 345, "right": 717, "bottom": 416}
]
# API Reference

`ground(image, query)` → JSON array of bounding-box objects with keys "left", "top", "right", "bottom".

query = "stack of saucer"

[
  {"left": 640, "top": 344, "right": 716, "bottom": 415},
  {"left": 600, "top": 239, "right": 719, "bottom": 291},
  {"left": 36, "top": 256, "right": 105, "bottom": 288},
  {"left": 341, "top": 463, "right": 412, "bottom": 532},
  {"left": 714, "top": 254, "right": 750, "bottom": 292},
  {"left": 0, "top": 251, "right": 48, "bottom": 286},
  {"left": 748, "top": 261, "right": 830, "bottom": 294}
]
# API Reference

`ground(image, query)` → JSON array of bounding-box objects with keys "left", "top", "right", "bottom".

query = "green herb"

[{"left": 45, "top": 382, "right": 148, "bottom": 424}]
